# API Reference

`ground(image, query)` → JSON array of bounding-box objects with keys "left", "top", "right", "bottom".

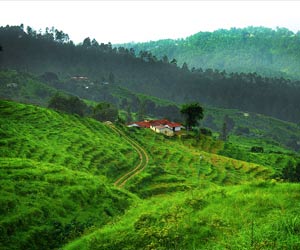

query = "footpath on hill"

[{"left": 107, "top": 123, "right": 149, "bottom": 188}]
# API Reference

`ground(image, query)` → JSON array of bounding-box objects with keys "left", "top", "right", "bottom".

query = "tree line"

[{"left": 1, "top": 25, "right": 300, "bottom": 123}]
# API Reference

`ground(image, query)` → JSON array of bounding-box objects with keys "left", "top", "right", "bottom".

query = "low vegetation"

[{"left": 1, "top": 99, "right": 300, "bottom": 249}]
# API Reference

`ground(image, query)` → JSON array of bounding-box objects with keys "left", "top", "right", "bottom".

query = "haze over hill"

[
  {"left": 1, "top": 25, "right": 300, "bottom": 123},
  {"left": 120, "top": 27, "right": 300, "bottom": 80}
]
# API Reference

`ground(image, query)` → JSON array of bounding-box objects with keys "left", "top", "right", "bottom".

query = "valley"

[{"left": 1, "top": 23, "right": 300, "bottom": 250}]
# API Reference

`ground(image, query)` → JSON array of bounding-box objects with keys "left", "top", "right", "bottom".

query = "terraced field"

[
  {"left": 0, "top": 100, "right": 139, "bottom": 180},
  {"left": 119, "top": 127, "right": 273, "bottom": 197},
  {"left": 0, "top": 100, "right": 142, "bottom": 249},
  {"left": 1, "top": 100, "right": 299, "bottom": 250}
]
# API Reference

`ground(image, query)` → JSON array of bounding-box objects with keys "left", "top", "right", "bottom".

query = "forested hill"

[
  {"left": 1, "top": 25, "right": 300, "bottom": 123},
  {"left": 120, "top": 27, "right": 300, "bottom": 80}
]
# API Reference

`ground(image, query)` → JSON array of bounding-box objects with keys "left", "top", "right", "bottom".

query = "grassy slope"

[
  {"left": 1, "top": 100, "right": 300, "bottom": 250},
  {"left": 204, "top": 106, "right": 300, "bottom": 151},
  {"left": 65, "top": 182, "right": 300, "bottom": 250},
  {"left": 0, "top": 70, "right": 59, "bottom": 106},
  {"left": 0, "top": 100, "right": 139, "bottom": 179},
  {"left": 0, "top": 100, "right": 140, "bottom": 249},
  {"left": 64, "top": 126, "right": 300, "bottom": 250},
  {"left": 123, "top": 128, "right": 273, "bottom": 198}
]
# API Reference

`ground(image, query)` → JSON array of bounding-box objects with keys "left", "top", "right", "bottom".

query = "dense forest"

[
  {"left": 1, "top": 25, "right": 300, "bottom": 123},
  {"left": 120, "top": 26, "right": 300, "bottom": 80}
]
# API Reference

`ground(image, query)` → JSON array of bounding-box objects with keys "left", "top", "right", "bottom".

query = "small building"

[
  {"left": 128, "top": 119, "right": 182, "bottom": 136},
  {"left": 151, "top": 125, "right": 174, "bottom": 136},
  {"left": 165, "top": 122, "right": 182, "bottom": 132},
  {"left": 127, "top": 121, "right": 151, "bottom": 128}
]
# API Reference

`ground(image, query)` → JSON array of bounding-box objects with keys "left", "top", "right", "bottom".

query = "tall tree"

[{"left": 180, "top": 102, "right": 204, "bottom": 130}]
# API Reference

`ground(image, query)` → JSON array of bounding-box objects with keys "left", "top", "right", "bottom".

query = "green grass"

[
  {"left": 0, "top": 100, "right": 139, "bottom": 180},
  {"left": 0, "top": 157, "right": 134, "bottom": 250},
  {"left": 0, "top": 100, "right": 141, "bottom": 249},
  {"left": 204, "top": 106, "right": 300, "bottom": 152},
  {"left": 0, "top": 69, "right": 59, "bottom": 106},
  {"left": 120, "top": 127, "right": 274, "bottom": 198},
  {"left": 64, "top": 182, "right": 300, "bottom": 250},
  {"left": 1, "top": 99, "right": 300, "bottom": 250}
]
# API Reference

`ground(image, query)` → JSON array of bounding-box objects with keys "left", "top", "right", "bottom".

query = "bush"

[
  {"left": 250, "top": 146, "right": 264, "bottom": 153},
  {"left": 199, "top": 128, "right": 212, "bottom": 136},
  {"left": 48, "top": 94, "right": 90, "bottom": 116}
]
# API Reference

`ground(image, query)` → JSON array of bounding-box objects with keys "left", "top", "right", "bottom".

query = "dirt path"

[{"left": 108, "top": 124, "right": 149, "bottom": 188}]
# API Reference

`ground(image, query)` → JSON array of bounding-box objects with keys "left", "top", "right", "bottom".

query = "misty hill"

[
  {"left": 2, "top": 69, "right": 300, "bottom": 152},
  {"left": 1, "top": 25, "right": 300, "bottom": 123},
  {"left": 120, "top": 26, "right": 300, "bottom": 80}
]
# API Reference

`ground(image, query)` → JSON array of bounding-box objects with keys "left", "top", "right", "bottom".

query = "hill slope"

[
  {"left": 121, "top": 26, "right": 300, "bottom": 80},
  {"left": 1, "top": 100, "right": 300, "bottom": 250},
  {"left": 1, "top": 25, "right": 300, "bottom": 122},
  {"left": 0, "top": 100, "right": 140, "bottom": 249}
]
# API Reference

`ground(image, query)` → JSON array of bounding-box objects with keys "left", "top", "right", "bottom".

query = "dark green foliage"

[
  {"left": 1, "top": 25, "right": 300, "bottom": 122},
  {"left": 0, "top": 69, "right": 57, "bottom": 105},
  {"left": 122, "top": 27, "right": 300, "bottom": 80},
  {"left": 48, "top": 93, "right": 91, "bottom": 116},
  {"left": 39, "top": 72, "right": 59, "bottom": 83},
  {"left": 180, "top": 102, "right": 204, "bottom": 130},
  {"left": 235, "top": 126, "right": 250, "bottom": 135},
  {"left": 93, "top": 102, "right": 118, "bottom": 122},
  {"left": 251, "top": 146, "right": 264, "bottom": 153},
  {"left": 282, "top": 161, "right": 300, "bottom": 182},
  {"left": 199, "top": 128, "right": 212, "bottom": 136}
]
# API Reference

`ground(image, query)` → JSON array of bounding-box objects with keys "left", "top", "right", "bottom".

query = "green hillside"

[
  {"left": 121, "top": 26, "right": 300, "bottom": 80},
  {"left": 0, "top": 69, "right": 58, "bottom": 106},
  {"left": 0, "top": 100, "right": 139, "bottom": 249},
  {"left": 2, "top": 69, "right": 299, "bottom": 152},
  {"left": 1, "top": 100, "right": 300, "bottom": 249},
  {"left": 65, "top": 183, "right": 300, "bottom": 250}
]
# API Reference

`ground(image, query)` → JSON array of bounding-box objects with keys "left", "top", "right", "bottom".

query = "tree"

[
  {"left": 282, "top": 161, "right": 295, "bottom": 182},
  {"left": 180, "top": 103, "right": 204, "bottom": 130},
  {"left": 82, "top": 37, "right": 91, "bottom": 48},
  {"left": 220, "top": 121, "right": 228, "bottom": 141},
  {"left": 181, "top": 62, "right": 189, "bottom": 72},
  {"left": 224, "top": 115, "right": 235, "bottom": 133},
  {"left": 48, "top": 94, "right": 88, "bottom": 116},
  {"left": 93, "top": 102, "right": 118, "bottom": 122}
]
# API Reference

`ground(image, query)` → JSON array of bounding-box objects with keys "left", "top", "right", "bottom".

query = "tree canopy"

[
  {"left": 93, "top": 102, "right": 118, "bottom": 122},
  {"left": 180, "top": 103, "right": 204, "bottom": 130}
]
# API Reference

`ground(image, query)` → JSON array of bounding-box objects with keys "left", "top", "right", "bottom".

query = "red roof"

[
  {"left": 128, "top": 119, "right": 181, "bottom": 129},
  {"left": 133, "top": 121, "right": 151, "bottom": 128},
  {"left": 165, "top": 122, "right": 182, "bottom": 128}
]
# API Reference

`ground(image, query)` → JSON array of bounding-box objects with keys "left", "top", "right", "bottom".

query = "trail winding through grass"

[{"left": 108, "top": 124, "right": 149, "bottom": 188}]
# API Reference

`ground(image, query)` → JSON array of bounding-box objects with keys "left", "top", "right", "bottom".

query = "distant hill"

[
  {"left": 120, "top": 26, "right": 300, "bottom": 80},
  {"left": 1, "top": 25, "right": 300, "bottom": 123}
]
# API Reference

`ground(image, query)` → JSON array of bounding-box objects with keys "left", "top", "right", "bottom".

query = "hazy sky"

[{"left": 1, "top": 1, "right": 300, "bottom": 44}]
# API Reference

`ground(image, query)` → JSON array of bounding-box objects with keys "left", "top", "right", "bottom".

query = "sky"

[{"left": 1, "top": 1, "right": 300, "bottom": 44}]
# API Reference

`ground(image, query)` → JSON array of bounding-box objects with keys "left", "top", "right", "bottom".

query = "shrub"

[{"left": 250, "top": 146, "right": 264, "bottom": 153}]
